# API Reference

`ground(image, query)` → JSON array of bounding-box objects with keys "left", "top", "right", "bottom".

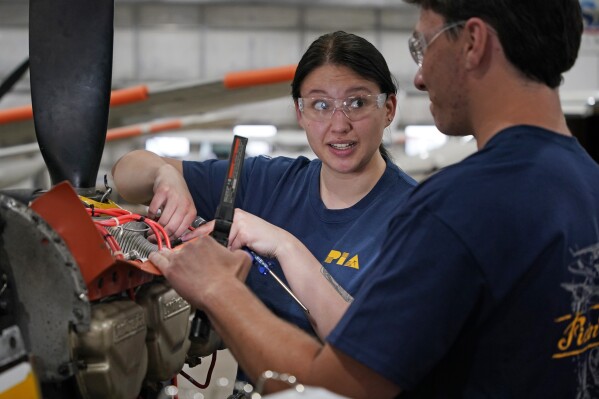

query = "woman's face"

[{"left": 296, "top": 64, "right": 396, "bottom": 176}]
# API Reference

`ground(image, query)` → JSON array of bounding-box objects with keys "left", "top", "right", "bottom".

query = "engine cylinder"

[
  {"left": 71, "top": 300, "right": 148, "bottom": 399},
  {"left": 136, "top": 281, "right": 192, "bottom": 382}
]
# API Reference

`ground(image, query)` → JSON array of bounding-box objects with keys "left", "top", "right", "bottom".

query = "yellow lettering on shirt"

[
  {"left": 325, "top": 250, "right": 341, "bottom": 263},
  {"left": 324, "top": 250, "right": 359, "bottom": 270},
  {"left": 553, "top": 309, "right": 599, "bottom": 358},
  {"left": 344, "top": 255, "right": 359, "bottom": 269},
  {"left": 336, "top": 252, "right": 349, "bottom": 265}
]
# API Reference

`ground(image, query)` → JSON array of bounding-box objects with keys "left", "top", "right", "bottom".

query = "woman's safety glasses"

[{"left": 298, "top": 93, "right": 387, "bottom": 122}]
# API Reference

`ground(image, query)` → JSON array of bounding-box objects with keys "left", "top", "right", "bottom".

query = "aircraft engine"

[{"left": 0, "top": 184, "right": 194, "bottom": 399}]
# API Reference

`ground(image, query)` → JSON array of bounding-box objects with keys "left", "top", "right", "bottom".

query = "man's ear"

[{"left": 463, "top": 18, "right": 494, "bottom": 70}]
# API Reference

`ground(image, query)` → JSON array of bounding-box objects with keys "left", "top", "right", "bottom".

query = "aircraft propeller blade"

[{"left": 29, "top": 0, "right": 113, "bottom": 195}]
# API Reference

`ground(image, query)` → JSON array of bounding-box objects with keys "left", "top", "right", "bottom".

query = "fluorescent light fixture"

[
  {"left": 404, "top": 125, "right": 448, "bottom": 157},
  {"left": 246, "top": 140, "right": 272, "bottom": 157},
  {"left": 145, "top": 136, "right": 190, "bottom": 158},
  {"left": 233, "top": 125, "right": 277, "bottom": 138}
]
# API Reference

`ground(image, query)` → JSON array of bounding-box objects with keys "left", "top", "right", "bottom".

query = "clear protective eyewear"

[
  {"left": 408, "top": 21, "right": 466, "bottom": 67},
  {"left": 297, "top": 93, "right": 387, "bottom": 122}
]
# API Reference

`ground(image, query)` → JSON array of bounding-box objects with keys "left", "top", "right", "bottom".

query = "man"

[{"left": 150, "top": 0, "right": 599, "bottom": 397}]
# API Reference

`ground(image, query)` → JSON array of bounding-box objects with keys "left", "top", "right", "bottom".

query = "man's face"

[{"left": 411, "top": 9, "right": 473, "bottom": 137}]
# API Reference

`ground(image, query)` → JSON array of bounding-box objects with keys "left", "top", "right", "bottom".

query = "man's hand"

[{"left": 149, "top": 236, "right": 252, "bottom": 308}]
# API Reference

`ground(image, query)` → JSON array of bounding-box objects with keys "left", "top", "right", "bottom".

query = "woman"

[{"left": 112, "top": 31, "right": 416, "bottom": 339}]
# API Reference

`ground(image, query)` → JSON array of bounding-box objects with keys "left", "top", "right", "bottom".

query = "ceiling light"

[{"left": 233, "top": 125, "right": 277, "bottom": 138}]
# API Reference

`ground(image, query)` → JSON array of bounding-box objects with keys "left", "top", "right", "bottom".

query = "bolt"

[
  {"left": 58, "top": 363, "right": 71, "bottom": 376},
  {"left": 73, "top": 308, "right": 84, "bottom": 320}
]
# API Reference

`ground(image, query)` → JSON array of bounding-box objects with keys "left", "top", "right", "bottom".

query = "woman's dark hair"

[
  {"left": 404, "top": 0, "right": 583, "bottom": 88},
  {"left": 292, "top": 31, "right": 397, "bottom": 162}
]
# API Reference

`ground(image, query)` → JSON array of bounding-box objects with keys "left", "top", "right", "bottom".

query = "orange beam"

[
  {"left": 223, "top": 64, "right": 297, "bottom": 89},
  {"left": 109, "top": 85, "right": 149, "bottom": 106},
  {"left": 0, "top": 105, "right": 33, "bottom": 124},
  {"left": 149, "top": 119, "right": 183, "bottom": 133},
  {"left": 0, "top": 85, "right": 149, "bottom": 125},
  {"left": 106, "top": 125, "right": 144, "bottom": 141},
  {"left": 0, "top": 63, "right": 297, "bottom": 125},
  {"left": 106, "top": 119, "right": 184, "bottom": 142},
  {"left": 0, "top": 64, "right": 296, "bottom": 126}
]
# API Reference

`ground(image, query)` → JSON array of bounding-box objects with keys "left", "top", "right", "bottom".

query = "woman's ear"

[
  {"left": 295, "top": 99, "right": 306, "bottom": 129},
  {"left": 385, "top": 93, "right": 397, "bottom": 126}
]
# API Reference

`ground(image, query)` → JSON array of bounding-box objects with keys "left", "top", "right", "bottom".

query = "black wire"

[
  {"left": 178, "top": 352, "right": 218, "bottom": 389},
  {"left": 0, "top": 58, "right": 29, "bottom": 101}
]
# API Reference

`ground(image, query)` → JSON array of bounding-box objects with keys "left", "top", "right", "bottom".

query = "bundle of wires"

[{"left": 85, "top": 206, "right": 171, "bottom": 261}]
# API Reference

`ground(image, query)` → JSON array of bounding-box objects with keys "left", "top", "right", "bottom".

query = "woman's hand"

[
  {"left": 112, "top": 150, "right": 197, "bottom": 241},
  {"left": 228, "top": 209, "right": 290, "bottom": 258},
  {"left": 184, "top": 209, "right": 290, "bottom": 258},
  {"left": 148, "top": 163, "right": 197, "bottom": 240}
]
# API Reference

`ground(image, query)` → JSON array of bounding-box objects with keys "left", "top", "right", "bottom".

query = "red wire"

[
  {"left": 94, "top": 224, "right": 124, "bottom": 258},
  {"left": 178, "top": 352, "right": 218, "bottom": 389},
  {"left": 86, "top": 209, "right": 172, "bottom": 250},
  {"left": 172, "top": 376, "right": 178, "bottom": 399}
]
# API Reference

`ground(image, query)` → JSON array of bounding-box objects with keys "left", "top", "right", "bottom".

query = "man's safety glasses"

[
  {"left": 408, "top": 21, "right": 465, "bottom": 67},
  {"left": 298, "top": 93, "right": 387, "bottom": 122}
]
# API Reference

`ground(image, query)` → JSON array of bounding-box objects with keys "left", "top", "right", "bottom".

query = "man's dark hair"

[{"left": 404, "top": 0, "right": 583, "bottom": 88}]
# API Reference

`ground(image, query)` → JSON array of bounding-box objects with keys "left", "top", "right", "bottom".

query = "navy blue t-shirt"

[
  {"left": 328, "top": 126, "right": 599, "bottom": 398},
  {"left": 183, "top": 155, "right": 416, "bottom": 333}
]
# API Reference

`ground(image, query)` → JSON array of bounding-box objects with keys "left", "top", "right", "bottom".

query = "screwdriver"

[{"left": 246, "top": 249, "right": 310, "bottom": 315}]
